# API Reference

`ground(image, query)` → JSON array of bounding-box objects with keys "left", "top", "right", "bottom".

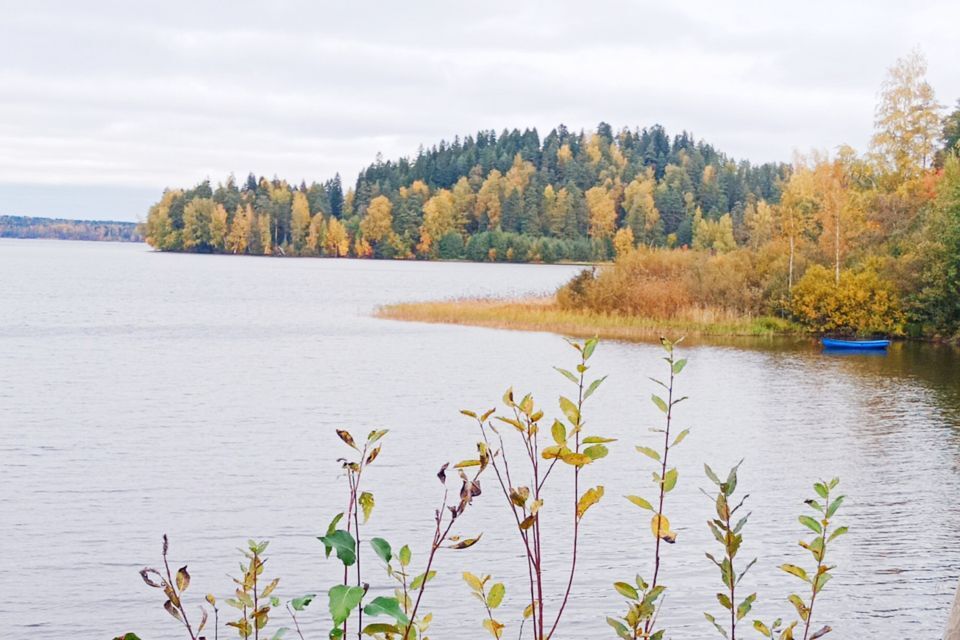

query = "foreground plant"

[
  {"left": 754, "top": 478, "right": 847, "bottom": 640},
  {"left": 608, "top": 336, "right": 689, "bottom": 640},
  {"left": 315, "top": 428, "right": 388, "bottom": 639},
  {"left": 702, "top": 461, "right": 757, "bottom": 639},
  {"left": 137, "top": 535, "right": 211, "bottom": 640},
  {"left": 224, "top": 540, "right": 280, "bottom": 639},
  {"left": 463, "top": 337, "right": 611, "bottom": 639},
  {"left": 316, "top": 426, "right": 487, "bottom": 639}
]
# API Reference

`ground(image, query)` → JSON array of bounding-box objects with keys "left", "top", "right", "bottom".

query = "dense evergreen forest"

[
  {"left": 142, "top": 124, "right": 790, "bottom": 262},
  {"left": 0, "top": 216, "right": 141, "bottom": 242},
  {"left": 143, "top": 51, "right": 960, "bottom": 336}
]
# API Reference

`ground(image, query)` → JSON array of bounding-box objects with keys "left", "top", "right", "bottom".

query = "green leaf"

[
  {"left": 626, "top": 495, "right": 654, "bottom": 510},
  {"left": 737, "top": 593, "right": 756, "bottom": 620},
  {"left": 370, "top": 538, "right": 392, "bottom": 565},
  {"left": 651, "top": 394, "right": 668, "bottom": 414},
  {"left": 799, "top": 515, "right": 822, "bottom": 534},
  {"left": 826, "top": 496, "right": 844, "bottom": 518},
  {"left": 672, "top": 358, "right": 687, "bottom": 374},
  {"left": 269, "top": 629, "right": 289, "bottom": 640},
  {"left": 613, "top": 581, "right": 639, "bottom": 600},
  {"left": 398, "top": 545, "right": 411, "bottom": 567},
  {"left": 321, "top": 513, "right": 344, "bottom": 558},
  {"left": 583, "top": 435, "right": 616, "bottom": 443},
  {"left": 584, "top": 375, "right": 607, "bottom": 400},
  {"left": 636, "top": 446, "right": 661, "bottom": 462},
  {"left": 753, "top": 620, "right": 772, "bottom": 638},
  {"left": 363, "top": 596, "right": 409, "bottom": 625},
  {"left": 814, "top": 571, "right": 832, "bottom": 592},
  {"left": 410, "top": 570, "right": 436, "bottom": 590},
  {"left": 328, "top": 585, "right": 365, "bottom": 626},
  {"left": 583, "top": 337, "right": 598, "bottom": 360},
  {"left": 554, "top": 367, "right": 578, "bottom": 384},
  {"left": 584, "top": 444, "right": 608, "bottom": 460},
  {"left": 671, "top": 428, "right": 690, "bottom": 447},
  {"left": 704, "top": 464, "right": 721, "bottom": 486},
  {"left": 828, "top": 526, "right": 848, "bottom": 542},
  {"left": 487, "top": 582, "right": 505, "bottom": 609},
  {"left": 663, "top": 468, "right": 678, "bottom": 492},
  {"left": 813, "top": 482, "right": 828, "bottom": 499},
  {"left": 703, "top": 612, "right": 728, "bottom": 638},
  {"left": 318, "top": 529, "right": 357, "bottom": 567},
  {"left": 290, "top": 594, "right": 316, "bottom": 611},
  {"left": 716, "top": 592, "right": 732, "bottom": 610},
  {"left": 606, "top": 617, "right": 632, "bottom": 640}
]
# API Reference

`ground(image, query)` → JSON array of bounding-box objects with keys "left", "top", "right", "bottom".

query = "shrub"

[{"left": 790, "top": 265, "right": 904, "bottom": 335}]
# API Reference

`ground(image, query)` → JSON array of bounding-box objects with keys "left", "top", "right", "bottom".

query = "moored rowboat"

[{"left": 821, "top": 337, "right": 890, "bottom": 349}]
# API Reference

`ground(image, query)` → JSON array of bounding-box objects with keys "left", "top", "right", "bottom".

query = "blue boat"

[{"left": 821, "top": 337, "right": 890, "bottom": 350}]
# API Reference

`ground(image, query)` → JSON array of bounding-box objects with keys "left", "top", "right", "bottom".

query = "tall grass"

[{"left": 378, "top": 297, "right": 797, "bottom": 340}]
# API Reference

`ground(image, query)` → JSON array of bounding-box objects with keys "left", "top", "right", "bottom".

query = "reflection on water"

[{"left": 0, "top": 240, "right": 958, "bottom": 639}]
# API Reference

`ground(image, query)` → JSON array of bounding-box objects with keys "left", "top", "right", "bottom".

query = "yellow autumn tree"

[
  {"left": 306, "top": 213, "right": 326, "bottom": 256},
  {"left": 257, "top": 213, "right": 272, "bottom": 255},
  {"left": 210, "top": 203, "right": 229, "bottom": 252},
  {"left": 613, "top": 226, "right": 636, "bottom": 258},
  {"left": 144, "top": 189, "right": 181, "bottom": 251},
  {"left": 227, "top": 204, "right": 252, "bottom": 254},
  {"left": 872, "top": 49, "right": 942, "bottom": 179},
  {"left": 692, "top": 211, "right": 736, "bottom": 252},
  {"left": 503, "top": 153, "right": 536, "bottom": 195},
  {"left": 360, "top": 195, "right": 393, "bottom": 245},
  {"left": 623, "top": 168, "right": 661, "bottom": 245},
  {"left": 290, "top": 191, "right": 311, "bottom": 255},
  {"left": 744, "top": 200, "right": 776, "bottom": 249},
  {"left": 475, "top": 170, "right": 503, "bottom": 229},
  {"left": 452, "top": 177, "right": 475, "bottom": 228},
  {"left": 324, "top": 217, "right": 350, "bottom": 257},
  {"left": 418, "top": 189, "right": 459, "bottom": 256},
  {"left": 182, "top": 197, "right": 215, "bottom": 250},
  {"left": 585, "top": 185, "right": 617, "bottom": 240}
]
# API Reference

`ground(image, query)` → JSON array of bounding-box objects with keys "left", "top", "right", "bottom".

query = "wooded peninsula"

[{"left": 144, "top": 52, "right": 960, "bottom": 339}]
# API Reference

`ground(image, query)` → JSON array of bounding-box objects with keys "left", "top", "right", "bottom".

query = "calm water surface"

[{"left": 1, "top": 239, "right": 958, "bottom": 639}]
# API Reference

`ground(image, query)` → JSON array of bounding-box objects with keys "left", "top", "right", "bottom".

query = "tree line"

[
  {"left": 0, "top": 215, "right": 142, "bottom": 242},
  {"left": 142, "top": 125, "right": 792, "bottom": 262}
]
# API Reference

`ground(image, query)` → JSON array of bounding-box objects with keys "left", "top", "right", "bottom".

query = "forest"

[
  {"left": 1, "top": 215, "right": 142, "bottom": 242},
  {"left": 143, "top": 51, "right": 960, "bottom": 337}
]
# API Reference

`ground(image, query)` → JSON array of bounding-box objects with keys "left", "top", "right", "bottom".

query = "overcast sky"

[{"left": 1, "top": 0, "right": 957, "bottom": 221}]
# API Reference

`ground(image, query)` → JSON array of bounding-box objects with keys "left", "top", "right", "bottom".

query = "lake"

[{"left": 1, "top": 239, "right": 958, "bottom": 639}]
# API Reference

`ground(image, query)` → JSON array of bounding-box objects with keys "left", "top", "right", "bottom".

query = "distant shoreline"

[{"left": 0, "top": 215, "right": 142, "bottom": 242}]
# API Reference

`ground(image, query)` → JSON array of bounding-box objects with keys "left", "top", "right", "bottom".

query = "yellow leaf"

[
  {"left": 483, "top": 618, "right": 505, "bottom": 639},
  {"left": 651, "top": 513, "right": 677, "bottom": 542},
  {"left": 561, "top": 452, "right": 592, "bottom": 467},
  {"left": 462, "top": 572, "right": 484, "bottom": 593},
  {"left": 576, "top": 486, "right": 604, "bottom": 520}
]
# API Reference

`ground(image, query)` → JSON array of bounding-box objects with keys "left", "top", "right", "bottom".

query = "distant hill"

[{"left": 0, "top": 215, "right": 142, "bottom": 242}]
